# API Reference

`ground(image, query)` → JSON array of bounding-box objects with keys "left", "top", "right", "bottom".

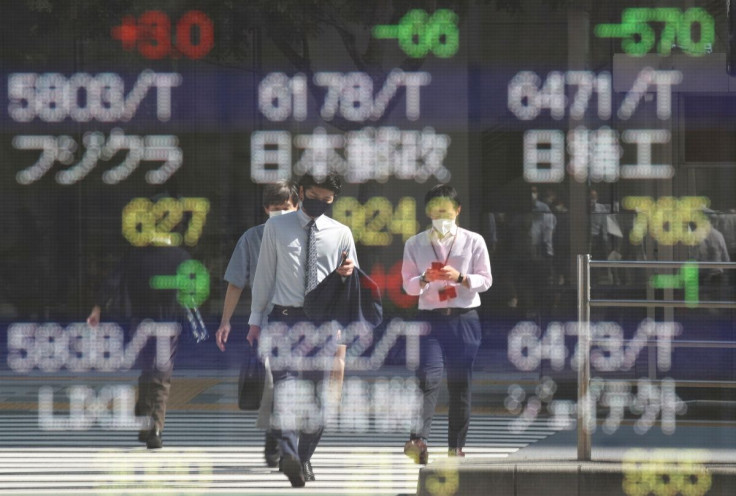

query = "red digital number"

[
  {"left": 137, "top": 10, "right": 171, "bottom": 60},
  {"left": 112, "top": 10, "right": 214, "bottom": 60},
  {"left": 176, "top": 10, "right": 215, "bottom": 59}
]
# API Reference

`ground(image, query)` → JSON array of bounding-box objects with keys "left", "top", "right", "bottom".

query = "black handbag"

[{"left": 238, "top": 340, "right": 265, "bottom": 410}]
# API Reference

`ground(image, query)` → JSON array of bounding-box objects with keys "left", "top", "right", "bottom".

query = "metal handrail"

[
  {"left": 576, "top": 254, "right": 736, "bottom": 461},
  {"left": 591, "top": 299, "right": 735, "bottom": 309},
  {"left": 589, "top": 260, "right": 736, "bottom": 270},
  {"left": 592, "top": 339, "right": 736, "bottom": 349}
]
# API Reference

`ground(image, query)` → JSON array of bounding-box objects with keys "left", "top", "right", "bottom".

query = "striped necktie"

[{"left": 305, "top": 220, "right": 318, "bottom": 293}]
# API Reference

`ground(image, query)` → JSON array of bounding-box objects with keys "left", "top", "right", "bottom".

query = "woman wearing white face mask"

[{"left": 400, "top": 184, "right": 493, "bottom": 465}]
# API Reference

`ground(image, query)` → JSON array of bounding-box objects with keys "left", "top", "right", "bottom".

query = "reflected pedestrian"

[{"left": 87, "top": 220, "right": 192, "bottom": 449}]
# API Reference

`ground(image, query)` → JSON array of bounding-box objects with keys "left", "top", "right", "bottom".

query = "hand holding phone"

[{"left": 424, "top": 261, "right": 444, "bottom": 282}]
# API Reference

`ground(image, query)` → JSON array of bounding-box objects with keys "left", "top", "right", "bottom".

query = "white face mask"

[
  {"left": 432, "top": 218, "right": 455, "bottom": 236},
  {"left": 268, "top": 209, "right": 289, "bottom": 218}
]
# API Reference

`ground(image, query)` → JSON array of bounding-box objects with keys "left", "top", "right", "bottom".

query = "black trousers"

[{"left": 411, "top": 309, "right": 481, "bottom": 449}]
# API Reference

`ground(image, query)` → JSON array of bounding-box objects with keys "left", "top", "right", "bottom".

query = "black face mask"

[{"left": 301, "top": 197, "right": 332, "bottom": 218}]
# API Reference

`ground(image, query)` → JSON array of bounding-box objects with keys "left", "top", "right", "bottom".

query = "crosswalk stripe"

[{"left": 0, "top": 412, "right": 560, "bottom": 495}]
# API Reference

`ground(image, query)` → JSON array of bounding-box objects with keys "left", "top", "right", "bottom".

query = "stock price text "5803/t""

[{"left": 8, "top": 71, "right": 181, "bottom": 123}]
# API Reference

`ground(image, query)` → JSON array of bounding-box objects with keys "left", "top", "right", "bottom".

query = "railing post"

[
  {"left": 572, "top": 258, "right": 736, "bottom": 461},
  {"left": 577, "top": 254, "right": 591, "bottom": 461}
]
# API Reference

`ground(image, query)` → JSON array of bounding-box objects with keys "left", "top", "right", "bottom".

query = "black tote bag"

[{"left": 238, "top": 340, "right": 265, "bottom": 410}]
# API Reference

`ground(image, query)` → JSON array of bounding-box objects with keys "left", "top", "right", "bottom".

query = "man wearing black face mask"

[{"left": 246, "top": 173, "right": 358, "bottom": 488}]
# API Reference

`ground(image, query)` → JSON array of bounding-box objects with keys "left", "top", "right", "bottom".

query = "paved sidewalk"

[{"left": 419, "top": 421, "right": 736, "bottom": 496}]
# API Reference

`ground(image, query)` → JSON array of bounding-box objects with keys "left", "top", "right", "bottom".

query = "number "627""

[{"left": 122, "top": 197, "right": 210, "bottom": 247}]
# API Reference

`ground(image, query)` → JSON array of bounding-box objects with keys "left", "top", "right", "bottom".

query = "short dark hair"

[
  {"left": 424, "top": 184, "right": 461, "bottom": 207},
  {"left": 298, "top": 173, "right": 343, "bottom": 196},
  {"left": 262, "top": 181, "right": 298, "bottom": 208}
]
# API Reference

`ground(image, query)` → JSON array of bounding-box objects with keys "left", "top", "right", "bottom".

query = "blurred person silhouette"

[
  {"left": 589, "top": 189, "right": 625, "bottom": 284},
  {"left": 710, "top": 209, "right": 736, "bottom": 269},
  {"left": 401, "top": 184, "right": 492, "bottom": 464},
  {"left": 542, "top": 187, "right": 569, "bottom": 286},
  {"left": 589, "top": 188, "right": 612, "bottom": 260},
  {"left": 246, "top": 173, "right": 358, "bottom": 487},
  {"left": 690, "top": 211, "right": 731, "bottom": 302},
  {"left": 215, "top": 181, "right": 298, "bottom": 467},
  {"left": 87, "top": 201, "right": 194, "bottom": 449},
  {"left": 507, "top": 186, "right": 556, "bottom": 317}
]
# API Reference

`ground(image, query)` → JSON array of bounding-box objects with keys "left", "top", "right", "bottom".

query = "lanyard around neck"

[{"left": 429, "top": 229, "right": 457, "bottom": 266}]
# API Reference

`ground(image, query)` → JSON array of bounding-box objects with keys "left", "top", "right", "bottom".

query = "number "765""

[{"left": 623, "top": 196, "right": 711, "bottom": 246}]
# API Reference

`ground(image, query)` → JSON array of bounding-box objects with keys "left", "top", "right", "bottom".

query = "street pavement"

[{"left": 0, "top": 356, "right": 555, "bottom": 496}]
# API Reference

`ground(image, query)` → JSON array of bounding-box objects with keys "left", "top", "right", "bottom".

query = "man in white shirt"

[
  {"left": 246, "top": 173, "right": 358, "bottom": 487},
  {"left": 401, "top": 184, "right": 492, "bottom": 465}
]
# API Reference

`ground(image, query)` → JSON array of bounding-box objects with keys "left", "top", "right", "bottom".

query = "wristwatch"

[
  {"left": 420, "top": 271, "right": 429, "bottom": 284},
  {"left": 456, "top": 273, "right": 465, "bottom": 284}
]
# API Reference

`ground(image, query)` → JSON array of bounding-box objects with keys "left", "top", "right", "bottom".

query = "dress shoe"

[
  {"left": 146, "top": 429, "right": 163, "bottom": 450},
  {"left": 404, "top": 438, "right": 428, "bottom": 465},
  {"left": 137, "top": 429, "right": 150, "bottom": 443},
  {"left": 264, "top": 432, "right": 280, "bottom": 468},
  {"left": 280, "top": 455, "right": 305, "bottom": 488},
  {"left": 302, "top": 460, "right": 315, "bottom": 482},
  {"left": 448, "top": 448, "right": 465, "bottom": 457}
]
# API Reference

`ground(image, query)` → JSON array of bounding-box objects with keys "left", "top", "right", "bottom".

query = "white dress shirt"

[
  {"left": 402, "top": 226, "right": 492, "bottom": 310},
  {"left": 249, "top": 209, "right": 359, "bottom": 326}
]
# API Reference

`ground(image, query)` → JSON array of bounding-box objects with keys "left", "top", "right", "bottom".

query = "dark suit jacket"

[{"left": 303, "top": 267, "right": 383, "bottom": 328}]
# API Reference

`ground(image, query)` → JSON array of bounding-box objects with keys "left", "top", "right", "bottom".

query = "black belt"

[
  {"left": 271, "top": 305, "right": 304, "bottom": 316},
  {"left": 421, "top": 307, "right": 476, "bottom": 317},
  {"left": 271, "top": 305, "right": 305, "bottom": 317}
]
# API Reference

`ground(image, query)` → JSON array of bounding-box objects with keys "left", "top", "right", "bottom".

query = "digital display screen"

[{"left": 1, "top": 1, "right": 735, "bottom": 495}]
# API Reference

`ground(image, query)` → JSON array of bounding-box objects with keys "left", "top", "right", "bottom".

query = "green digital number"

[
  {"left": 595, "top": 8, "right": 714, "bottom": 57},
  {"left": 150, "top": 260, "right": 210, "bottom": 309},
  {"left": 372, "top": 9, "right": 459, "bottom": 58}
]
